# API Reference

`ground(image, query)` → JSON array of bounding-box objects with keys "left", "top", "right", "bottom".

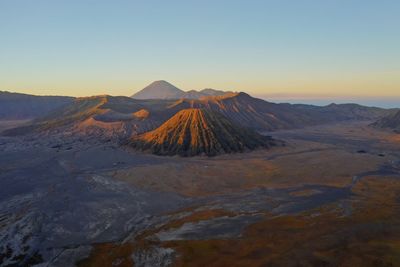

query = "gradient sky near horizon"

[{"left": 1, "top": 0, "right": 399, "bottom": 107}]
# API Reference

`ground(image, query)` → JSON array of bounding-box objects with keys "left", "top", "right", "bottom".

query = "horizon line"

[{"left": 2, "top": 89, "right": 399, "bottom": 109}]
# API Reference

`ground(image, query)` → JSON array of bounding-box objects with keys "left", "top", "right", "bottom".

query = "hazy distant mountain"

[
  {"left": 372, "top": 110, "right": 400, "bottom": 132},
  {"left": 180, "top": 90, "right": 206, "bottom": 99},
  {"left": 321, "top": 103, "right": 394, "bottom": 120},
  {"left": 200, "top": 88, "right": 231, "bottom": 96},
  {"left": 131, "top": 80, "right": 184, "bottom": 99},
  {"left": 179, "top": 88, "right": 232, "bottom": 99},
  {"left": 129, "top": 108, "right": 278, "bottom": 156},
  {"left": 0, "top": 91, "right": 73, "bottom": 120},
  {"left": 131, "top": 80, "right": 232, "bottom": 100}
]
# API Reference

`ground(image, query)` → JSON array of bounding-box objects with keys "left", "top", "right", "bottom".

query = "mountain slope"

[
  {"left": 167, "top": 92, "right": 392, "bottom": 131},
  {"left": 321, "top": 103, "right": 394, "bottom": 120},
  {"left": 179, "top": 88, "right": 232, "bottom": 99},
  {"left": 372, "top": 110, "right": 400, "bottom": 132},
  {"left": 0, "top": 91, "right": 73, "bottom": 119},
  {"left": 4, "top": 90, "right": 393, "bottom": 140},
  {"left": 131, "top": 80, "right": 184, "bottom": 99},
  {"left": 2, "top": 95, "right": 167, "bottom": 138},
  {"left": 129, "top": 108, "right": 278, "bottom": 156},
  {"left": 180, "top": 90, "right": 207, "bottom": 99}
]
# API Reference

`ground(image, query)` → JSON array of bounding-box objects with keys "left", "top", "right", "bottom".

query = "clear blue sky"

[{"left": 1, "top": 0, "right": 399, "bottom": 106}]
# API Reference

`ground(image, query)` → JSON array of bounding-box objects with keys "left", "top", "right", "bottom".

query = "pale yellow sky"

[{"left": 3, "top": 70, "right": 399, "bottom": 98}]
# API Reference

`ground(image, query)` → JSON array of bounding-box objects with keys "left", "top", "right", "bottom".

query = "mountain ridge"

[
  {"left": 0, "top": 91, "right": 74, "bottom": 120},
  {"left": 372, "top": 110, "right": 400, "bottom": 132},
  {"left": 166, "top": 92, "right": 394, "bottom": 131},
  {"left": 3, "top": 92, "right": 394, "bottom": 139}
]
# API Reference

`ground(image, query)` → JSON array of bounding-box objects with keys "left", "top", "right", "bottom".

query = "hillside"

[
  {"left": 2, "top": 90, "right": 393, "bottom": 140},
  {"left": 167, "top": 92, "right": 392, "bottom": 131},
  {"left": 372, "top": 110, "right": 400, "bottom": 132},
  {"left": 129, "top": 108, "right": 279, "bottom": 156},
  {"left": 0, "top": 91, "right": 73, "bottom": 119},
  {"left": 2, "top": 95, "right": 167, "bottom": 138}
]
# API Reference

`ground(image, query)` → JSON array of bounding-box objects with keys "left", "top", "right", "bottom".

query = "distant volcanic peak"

[
  {"left": 149, "top": 80, "right": 179, "bottom": 88},
  {"left": 131, "top": 80, "right": 234, "bottom": 100},
  {"left": 131, "top": 80, "right": 184, "bottom": 100},
  {"left": 129, "top": 108, "right": 277, "bottom": 156}
]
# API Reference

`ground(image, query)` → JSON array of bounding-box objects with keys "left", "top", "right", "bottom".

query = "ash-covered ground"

[{"left": 1, "top": 121, "right": 400, "bottom": 267}]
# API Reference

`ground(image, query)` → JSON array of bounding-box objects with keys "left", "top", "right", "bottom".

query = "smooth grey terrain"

[{"left": 1, "top": 119, "right": 400, "bottom": 266}]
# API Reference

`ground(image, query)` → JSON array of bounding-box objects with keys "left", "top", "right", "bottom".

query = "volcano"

[
  {"left": 131, "top": 80, "right": 184, "bottom": 100},
  {"left": 129, "top": 108, "right": 278, "bottom": 156}
]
